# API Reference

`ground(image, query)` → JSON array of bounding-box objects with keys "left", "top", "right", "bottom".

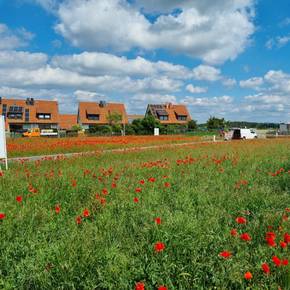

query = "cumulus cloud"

[
  {"left": 53, "top": 0, "right": 255, "bottom": 64},
  {"left": 192, "top": 65, "right": 221, "bottom": 81},
  {"left": 240, "top": 77, "right": 264, "bottom": 89},
  {"left": 0, "top": 23, "right": 34, "bottom": 50},
  {"left": 74, "top": 90, "right": 106, "bottom": 102},
  {"left": 186, "top": 84, "right": 207, "bottom": 94},
  {"left": 182, "top": 95, "right": 233, "bottom": 107},
  {"left": 52, "top": 52, "right": 189, "bottom": 79}
]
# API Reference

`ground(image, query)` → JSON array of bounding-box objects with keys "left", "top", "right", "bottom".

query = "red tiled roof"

[
  {"left": 78, "top": 102, "right": 128, "bottom": 124},
  {"left": 59, "top": 114, "right": 78, "bottom": 130}
]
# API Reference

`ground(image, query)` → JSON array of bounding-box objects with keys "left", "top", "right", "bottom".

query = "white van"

[{"left": 225, "top": 128, "right": 257, "bottom": 140}]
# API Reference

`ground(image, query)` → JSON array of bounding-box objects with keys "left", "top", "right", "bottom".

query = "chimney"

[{"left": 99, "top": 100, "right": 106, "bottom": 107}]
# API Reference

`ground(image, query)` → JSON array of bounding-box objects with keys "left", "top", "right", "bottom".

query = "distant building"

[
  {"left": 78, "top": 101, "right": 128, "bottom": 130},
  {"left": 0, "top": 97, "right": 59, "bottom": 132},
  {"left": 128, "top": 114, "right": 144, "bottom": 124},
  {"left": 145, "top": 103, "right": 191, "bottom": 125},
  {"left": 59, "top": 114, "right": 78, "bottom": 131},
  {"left": 279, "top": 123, "right": 290, "bottom": 134}
]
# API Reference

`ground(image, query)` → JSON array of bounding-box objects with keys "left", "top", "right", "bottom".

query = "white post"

[
  {"left": 0, "top": 116, "right": 8, "bottom": 170},
  {"left": 213, "top": 135, "right": 216, "bottom": 142}
]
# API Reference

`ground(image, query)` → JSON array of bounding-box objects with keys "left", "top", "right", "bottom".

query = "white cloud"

[
  {"left": 54, "top": 0, "right": 255, "bottom": 64},
  {"left": 74, "top": 90, "right": 106, "bottom": 102},
  {"left": 266, "top": 34, "right": 290, "bottom": 49},
  {"left": 264, "top": 70, "right": 290, "bottom": 94},
  {"left": 0, "top": 23, "right": 33, "bottom": 50},
  {"left": 192, "top": 65, "right": 221, "bottom": 81},
  {"left": 182, "top": 95, "right": 233, "bottom": 107},
  {"left": 186, "top": 84, "right": 207, "bottom": 94},
  {"left": 240, "top": 77, "right": 264, "bottom": 89},
  {"left": 52, "top": 52, "right": 189, "bottom": 79},
  {"left": 222, "top": 78, "right": 237, "bottom": 87}
]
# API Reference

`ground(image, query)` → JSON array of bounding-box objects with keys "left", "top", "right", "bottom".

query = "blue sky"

[{"left": 0, "top": 0, "right": 289, "bottom": 123}]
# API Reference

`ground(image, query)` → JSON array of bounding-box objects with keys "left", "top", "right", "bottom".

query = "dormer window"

[
  {"left": 37, "top": 113, "right": 51, "bottom": 119},
  {"left": 177, "top": 115, "right": 187, "bottom": 121},
  {"left": 156, "top": 109, "right": 169, "bottom": 121},
  {"left": 87, "top": 114, "right": 100, "bottom": 120}
]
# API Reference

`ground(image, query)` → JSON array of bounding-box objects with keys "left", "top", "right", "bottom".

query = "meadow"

[
  {"left": 0, "top": 138, "right": 289, "bottom": 289},
  {"left": 6, "top": 135, "right": 202, "bottom": 158}
]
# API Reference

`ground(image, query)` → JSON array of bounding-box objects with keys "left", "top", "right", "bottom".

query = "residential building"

[
  {"left": 128, "top": 114, "right": 144, "bottom": 124},
  {"left": 59, "top": 114, "right": 78, "bottom": 131},
  {"left": 0, "top": 97, "right": 59, "bottom": 132},
  {"left": 78, "top": 101, "right": 128, "bottom": 130},
  {"left": 279, "top": 123, "right": 290, "bottom": 134},
  {"left": 145, "top": 103, "right": 191, "bottom": 125}
]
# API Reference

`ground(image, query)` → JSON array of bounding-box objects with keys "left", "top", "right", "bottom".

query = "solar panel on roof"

[{"left": 156, "top": 109, "right": 168, "bottom": 116}]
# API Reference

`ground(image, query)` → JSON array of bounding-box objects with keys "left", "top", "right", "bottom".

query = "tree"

[
  {"left": 187, "top": 120, "right": 198, "bottom": 130},
  {"left": 141, "top": 115, "right": 161, "bottom": 133},
  {"left": 106, "top": 112, "right": 123, "bottom": 134},
  {"left": 206, "top": 116, "right": 227, "bottom": 130}
]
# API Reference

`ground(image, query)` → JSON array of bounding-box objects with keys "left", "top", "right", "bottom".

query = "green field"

[{"left": 0, "top": 139, "right": 289, "bottom": 289}]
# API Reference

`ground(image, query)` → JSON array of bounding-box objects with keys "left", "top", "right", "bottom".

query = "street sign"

[{"left": 0, "top": 116, "right": 8, "bottom": 170}]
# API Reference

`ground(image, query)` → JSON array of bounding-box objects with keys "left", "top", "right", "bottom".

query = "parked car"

[{"left": 225, "top": 128, "right": 257, "bottom": 140}]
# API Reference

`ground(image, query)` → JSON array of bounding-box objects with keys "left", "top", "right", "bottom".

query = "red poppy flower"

[
  {"left": 71, "top": 179, "right": 77, "bottom": 187},
  {"left": 236, "top": 217, "right": 247, "bottom": 224},
  {"left": 164, "top": 182, "right": 171, "bottom": 188},
  {"left": 135, "top": 282, "right": 145, "bottom": 290},
  {"left": 16, "top": 196, "right": 23, "bottom": 203},
  {"left": 266, "top": 237, "right": 276, "bottom": 247},
  {"left": 240, "top": 233, "right": 251, "bottom": 241},
  {"left": 158, "top": 286, "right": 167, "bottom": 290},
  {"left": 111, "top": 183, "right": 116, "bottom": 188},
  {"left": 280, "top": 241, "right": 287, "bottom": 248},
  {"left": 148, "top": 177, "right": 156, "bottom": 182},
  {"left": 133, "top": 197, "right": 139, "bottom": 203},
  {"left": 266, "top": 232, "right": 276, "bottom": 239},
  {"left": 261, "top": 263, "right": 270, "bottom": 274},
  {"left": 219, "top": 251, "right": 232, "bottom": 259},
  {"left": 135, "top": 187, "right": 142, "bottom": 193},
  {"left": 76, "top": 216, "right": 82, "bottom": 225},
  {"left": 139, "top": 180, "right": 145, "bottom": 185},
  {"left": 155, "top": 217, "right": 161, "bottom": 225},
  {"left": 230, "top": 229, "right": 238, "bottom": 236},
  {"left": 0, "top": 213, "right": 5, "bottom": 220},
  {"left": 100, "top": 198, "right": 106, "bottom": 205},
  {"left": 284, "top": 233, "right": 290, "bottom": 244},
  {"left": 83, "top": 209, "right": 90, "bottom": 217},
  {"left": 272, "top": 256, "right": 281, "bottom": 267},
  {"left": 282, "top": 259, "right": 288, "bottom": 266},
  {"left": 244, "top": 271, "right": 252, "bottom": 280},
  {"left": 55, "top": 205, "right": 61, "bottom": 214},
  {"left": 154, "top": 241, "right": 165, "bottom": 252},
  {"left": 102, "top": 188, "right": 108, "bottom": 195}
]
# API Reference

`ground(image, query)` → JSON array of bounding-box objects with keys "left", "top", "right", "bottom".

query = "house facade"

[
  {"left": 145, "top": 103, "right": 191, "bottom": 125},
  {"left": 0, "top": 97, "right": 59, "bottom": 132},
  {"left": 78, "top": 101, "right": 128, "bottom": 130}
]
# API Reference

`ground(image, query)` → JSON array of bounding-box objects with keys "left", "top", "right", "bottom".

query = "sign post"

[
  {"left": 0, "top": 116, "right": 8, "bottom": 171},
  {"left": 154, "top": 128, "right": 159, "bottom": 136}
]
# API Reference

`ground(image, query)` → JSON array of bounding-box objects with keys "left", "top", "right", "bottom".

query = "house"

[
  {"left": 78, "top": 101, "right": 128, "bottom": 130},
  {"left": 145, "top": 103, "right": 191, "bottom": 125},
  {"left": 0, "top": 97, "right": 59, "bottom": 132},
  {"left": 279, "top": 123, "right": 290, "bottom": 134},
  {"left": 59, "top": 114, "right": 78, "bottom": 131}
]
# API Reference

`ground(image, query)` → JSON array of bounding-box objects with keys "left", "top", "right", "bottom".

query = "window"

[
  {"left": 87, "top": 114, "right": 100, "bottom": 120},
  {"left": 159, "top": 115, "right": 169, "bottom": 121},
  {"left": 37, "top": 113, "right": 51, "bottom": 119},
  {"left": 177, "top": 115, "right": 187, "bottom": 121},
  {"left": 2, "top": 104, "right": 7, "bottom": 118},
  {"left": 25, "top": 109, "right": 29, "bottom": 122},
  {"left": 7, "top": 113, "right": 23, "bottom": 119}
]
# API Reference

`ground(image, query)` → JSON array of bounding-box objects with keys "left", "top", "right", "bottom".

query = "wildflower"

[
  {"left": 266, "top": 237, "right": 276, "bottom": 247},
  {"left": 261, "top": 263, "right": 270, "bottom": 274},
  {"left": 219, "top": 251, "right": 232, "bottom": 259},
  {"left": 133, "top": 197, "right": 139, "bottom": 203},
  {"left": 135, "top": 282, "right": 145, "bottom": 290},
  {"left": 139, "top": 180, "right": 145, "bottom": 185},
  {"left": 266, "top": 232, "right": 276, "bottom": 240},
  {"left": 0, "top": 213, "right": 5, "bottom": 220},
  {"left": 236, "top": 217, "right": 247, "bottom": 224},
  {"left": 71, "top": 179, "right": 77, "bottom": 187},
  {"left": 244, "top": 271, "right": 253, "bottom": 280},
  {"left": 102, "top": 188, "right": 108, "bottom": 195},
  {"left": 158, "top": 286, "right": 167, "bottom": 290},
  {"left": 111, "top": 182, "right": 117, "bottom": 188},
  {"left": 76, "top": 216, "right": 82, "bottom": 225},
  {"left": 155, "top": 217, "right": 161, "bottom": 225},
  {"left": 240, "top": 233, "right": 251, "bottom": 241},
  {"left": 280, "top": 241, "right": 287, "bottom": 248},
  {"left": 154, "top": 242, "right": 165, "bottom": 252},
  {"left": 83, "top": 209, "right": 90, "bottom": 217},
  {"left": 55, "top": 204, "right": 61, "bottom": 214},
  {"left": 135, "top": 187, "right": 142, "bottom": 193},
  {"left": 16, "top": 196, "right": 23, "bottom": 203},
  {"left": 282, "top": 259, "right": 288, "bottom": 266},
  {"left": 230, "top": 229, "right": 238, "bottom": 236},
  {"left": 100, "top": 198, "right": 106, "bottom": 205},
  {"left": 0, "top": 171, "right": 3, "bottom": 177},
  {"left": 148, "top": 177, "right": 156, "bottom": 182},
  {"left": 164, "top": 182, "right": 171, "bottom": 188},
  {"left": 284, "top": 233, "right": 290, "bottom": 244},
  {"left": 272, "top": 256, "right": 281, "bottom": 267}
]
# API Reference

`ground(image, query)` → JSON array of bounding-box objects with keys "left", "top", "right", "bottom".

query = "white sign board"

[
  {"left": 154, "top": 128, "right": 159, "bottom": 136},
  {"left": 0, "top": 116, "right": 8, "bottom": 170}
]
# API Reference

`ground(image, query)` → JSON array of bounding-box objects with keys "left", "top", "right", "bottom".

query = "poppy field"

[
  {"left": 0, "top": 138, "right": 289, "bottom": 289},
  {"left": 7, "top": 135, "right": 202, "bottom": 158}
]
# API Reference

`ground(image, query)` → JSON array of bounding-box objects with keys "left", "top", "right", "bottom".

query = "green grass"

[{"left": 0, "top": 139, "right": 289, "bottom": 289}]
